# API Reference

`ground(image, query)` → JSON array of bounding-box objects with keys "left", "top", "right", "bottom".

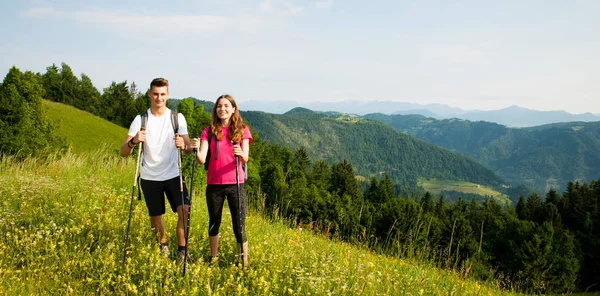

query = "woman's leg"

[{"left": 206, "top": 185, "right": 226, "bottom": 258}]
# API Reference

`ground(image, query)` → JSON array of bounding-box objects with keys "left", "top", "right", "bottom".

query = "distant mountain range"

[{"left": 239, "top": 100, "right": 599, "bottom": 127}]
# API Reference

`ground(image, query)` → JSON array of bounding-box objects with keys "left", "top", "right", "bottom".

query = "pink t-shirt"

[{"left": 201, "top": 126, "right": 253, "bottom": 185}]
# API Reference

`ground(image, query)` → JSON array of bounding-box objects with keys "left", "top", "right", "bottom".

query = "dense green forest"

[
  {"left": 365, "top": 113, "right": 600, "bottom": 193},
  {"left": 242, "top": 108, "right": 504, "bottom": 192},
  {"left": 2, "top": 63, "right": 600, "bottom": 293}
]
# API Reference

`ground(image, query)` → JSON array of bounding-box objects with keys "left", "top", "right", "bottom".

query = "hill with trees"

[
  {"left": 242, "top": 107, "right": 505, "bottom": 192},
  {"left": 364, "top": 113, "right": 600, "bottom": 193}
]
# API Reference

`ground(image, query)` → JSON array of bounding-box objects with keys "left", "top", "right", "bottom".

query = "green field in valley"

[{"left": 419, "top": 178, "right": 512, "bottom": 205}]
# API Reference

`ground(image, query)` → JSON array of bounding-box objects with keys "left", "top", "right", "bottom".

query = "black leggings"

[{"left": 206, "top": 184, "right": 247, "bottom": 243}]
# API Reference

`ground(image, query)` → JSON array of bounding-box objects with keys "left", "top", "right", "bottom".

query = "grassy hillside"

[
  {"left": 419, "top": 178, "right": 512, "bottom": 205},
  {"left": 365, "top": 113, "right": 600, "bottom": 192},
  {"left": 242, "top": 108, "right": 505, "bottom": 190},
  {"left": 44, "top": 100, "right": 127, "bottom": 154},
  {"left": 0, "top": 149, "right": 514, "bottom": 295}
]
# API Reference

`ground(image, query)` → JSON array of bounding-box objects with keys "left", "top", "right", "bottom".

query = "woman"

[{"left": 190, "top": 94, "right": 252, "bottom": 266}]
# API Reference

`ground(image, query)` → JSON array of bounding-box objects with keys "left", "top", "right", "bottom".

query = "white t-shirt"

[{"left": 127, "top": 109, "right": 188, "bottom": 181}]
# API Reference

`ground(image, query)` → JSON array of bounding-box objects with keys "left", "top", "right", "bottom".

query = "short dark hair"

[{"left": 150, "top": 78, "right": 169, "bottom": 89}]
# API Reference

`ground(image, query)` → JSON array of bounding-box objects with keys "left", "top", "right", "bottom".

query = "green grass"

[
  {"left": 419, "top": 178, "right": 512, "bottom": 205},
  {"left": 0, "top": 150, "right": 517, "bottom": 295},
  {"left": 44, "top": 100, "right": 127, "bottom": 154}
]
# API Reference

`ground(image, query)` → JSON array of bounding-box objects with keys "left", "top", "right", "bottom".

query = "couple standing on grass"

[{"left": 119, "top": 78, "right": 252, "bottom": 267}]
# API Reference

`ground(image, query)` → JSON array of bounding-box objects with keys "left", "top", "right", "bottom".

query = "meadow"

[
  {"left": 0, "top": 149, "right": 515, "bottom": 295},
  {"left": 418, "top": 178, "right": 511, "bottom": 205},
  {"left": 43, "top": 100, "right": 127, "bottom": 154}
]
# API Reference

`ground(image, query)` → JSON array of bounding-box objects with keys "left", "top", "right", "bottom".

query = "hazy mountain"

[
  {"left": 392, "top": 109, "right": 440, "bottom": 118},
  {"left": 241, "top": 99, "right": 463, "bottom": 117},
  {"left": 461, "top": 105, "right": 600, "bottom": 127},
  {"left": 240, "top": 100, "right": 599, "bottom": 127},
  {"left": 364, "top": 113, "right": 600, "bottom": 192}
]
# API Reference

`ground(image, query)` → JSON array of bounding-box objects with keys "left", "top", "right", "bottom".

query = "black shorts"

[{"left": 140, "top": 176, "right": 189, "bottom": 216}]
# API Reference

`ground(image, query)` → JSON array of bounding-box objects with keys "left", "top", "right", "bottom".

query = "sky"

[{"left": 1, "top": 0, "right": 599, "bottom": 114}]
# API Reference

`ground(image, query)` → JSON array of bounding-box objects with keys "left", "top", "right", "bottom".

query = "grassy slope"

[
  {"left": 0, "top": 151, "right": 514, "bottom": 295},
  {"left": 44, "top": 100, "right": 127, "bottom": 154},
  {"left": 0, "top": 102, "right": 515, "bottom": 295}
]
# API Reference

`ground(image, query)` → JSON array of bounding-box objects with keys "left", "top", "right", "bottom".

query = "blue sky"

[{"left": 1, "top": 0, "right": 598, "bottom": 114}]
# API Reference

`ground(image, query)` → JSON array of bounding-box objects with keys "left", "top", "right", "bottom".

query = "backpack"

[
  {"left": 204, "top": 128, "right": 248, "bottom": 180},
  {"left": 140, "top": 109, "right": 179, "bottom": 134}
]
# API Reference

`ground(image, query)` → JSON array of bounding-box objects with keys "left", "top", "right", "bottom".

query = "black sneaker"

[{"left": 177, "top": 250, "right": 192, "bottom": 264}]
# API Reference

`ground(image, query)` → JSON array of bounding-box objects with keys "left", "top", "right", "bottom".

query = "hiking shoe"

[
  {"left": 177, "top": 250, "right": 192, "bottom": 264},
  {"left": 160, "top": 244, "right": 170, "bottom": 256}
]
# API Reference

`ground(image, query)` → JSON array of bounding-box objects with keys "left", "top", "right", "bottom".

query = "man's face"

[{"left": 148, "top": 85, "right": 169, "bottom": 109}]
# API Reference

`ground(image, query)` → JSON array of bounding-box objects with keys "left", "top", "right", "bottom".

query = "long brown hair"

[{"left": 211, "top": 94, "right": 245, "bottom": 142}]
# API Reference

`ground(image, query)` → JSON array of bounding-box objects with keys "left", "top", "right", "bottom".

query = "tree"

[
  {"left": 294, "top": 146, "right": 311, "bottom": 173},
  {"left": 375, "top": 174, "right": 394, "bottom": 204},
  {"left": 40, "top": 64, "right": 62, "bottom": 103},
  {"left": 100, "top": 81, "right": 135, "bottom": 127},
  {"left": 59, "top": 63, "right": 78, "bottom": 106},
  {"left": 330, "top": 159, "right": 361, "bottom": 201},
  {"left": 78, "top": 73, "right": 101, "bottom": 115},
  {"left": 0, "top": 66, "right": 63, "bottom": 157}
]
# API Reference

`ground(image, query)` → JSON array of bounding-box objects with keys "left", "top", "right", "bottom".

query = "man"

[{"left": 120, "top": 77, "right": 192, "bottom": 262}]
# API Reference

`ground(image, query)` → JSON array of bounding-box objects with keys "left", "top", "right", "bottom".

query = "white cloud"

[
  {"left": 21, "top": 7, "right": 262, "bottom": 35},
  {"left": 316, "top": 0, "right": 334, "bottom": 9},
  {"left": 259, "top": 0, "right": 304, "bottom": 15},
  {"left": 21, "top": 6, "right": 57, "bottom": 17},
  {"left": 259, "top": 0, "right": 273, "bottom": 12}
]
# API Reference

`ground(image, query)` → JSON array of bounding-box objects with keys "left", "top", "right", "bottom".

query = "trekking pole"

[
  {"left": 175, "top": 133, "right": 187, "bottom": 273},
  {"left": 124, "top": 128, "right": 145, "bottom": 264},
  {"left": 183, "top": 146, "right": 197, "bottom": 275},
  {"left": 233, "top": 141, "right": 245, "bottom": 266},
  {"left": 176, "top": 133, "right": 184, "bottom": 204}
]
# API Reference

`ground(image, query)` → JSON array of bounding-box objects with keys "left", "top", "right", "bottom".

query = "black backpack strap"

[
  {"left": 140, "top": 110, "right": 148, "bottom": 130},
  {"left": 171, "top": 111, "right": 179, "bottom": 135},
  {"left": 213, "top": 132, "right": 219, "bottom": 160},
  {"left": 204, "top": 129, "right": 218, "bottom": 171}
]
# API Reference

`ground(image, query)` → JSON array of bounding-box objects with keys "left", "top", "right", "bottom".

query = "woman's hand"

[
  {"left": 233, "top": 143, "right": 243, "bottom": 156},
  {"left": 190, "top": 138, "right": 200, "bottom": 151}
]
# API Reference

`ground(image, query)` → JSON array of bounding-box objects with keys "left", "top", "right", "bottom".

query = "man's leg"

[
  {"left": 176, "top": 205, "right": 189, "bottom": 247},
  {"left": 150, "top": 215, "right": 167, "bottom": 244},
  {"left": 164, "top": 177, "right": 190, "bottom": 261},
  {"left": 141, "top": 178, "right": 167, "bottom": 254}
]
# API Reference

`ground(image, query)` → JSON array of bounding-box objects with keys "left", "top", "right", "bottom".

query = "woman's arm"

[
  {"left": 191, "top": 138, "right": 209, "bottom": 164},
  {"left": 233, "top": 138, "right": 250, "bottom": 163}
]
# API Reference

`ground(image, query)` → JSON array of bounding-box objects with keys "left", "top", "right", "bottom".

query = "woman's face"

[{"left": 216, "top": 98, "right": 236, "bottom": 122}]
